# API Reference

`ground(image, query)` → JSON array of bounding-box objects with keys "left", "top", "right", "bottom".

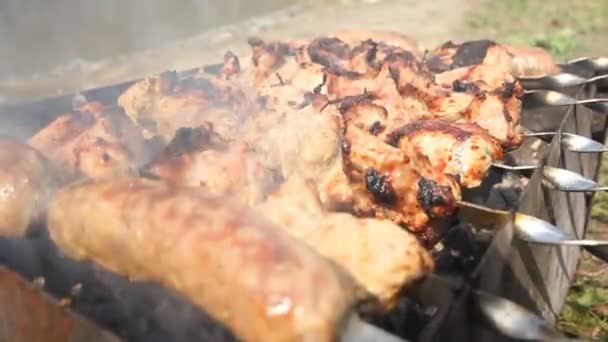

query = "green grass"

[
  {"left": 465, "top": 0, "right": 608, "bottom": 339},
  {"left": 466, "top": 0, "right": 608, "bottom": 61},
  {"left": 558, "top": 279, "right": 608, "bottom": 340}
]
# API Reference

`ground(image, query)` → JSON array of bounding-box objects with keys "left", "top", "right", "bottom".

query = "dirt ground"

[{"left": 2, "top": 0, "right": 608, "bottom": 339}]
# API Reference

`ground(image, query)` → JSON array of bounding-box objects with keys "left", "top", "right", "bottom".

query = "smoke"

[{"left": 0, "top": 0, "right": 294, "bottom": 80}]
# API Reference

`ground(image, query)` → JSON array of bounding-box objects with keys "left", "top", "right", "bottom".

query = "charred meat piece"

[
  {"left": 426, "top": 39, "right": 560, "bottom": 77},
  {"left": 143, "top": 125, "right": 276, "bottom": 206},
  {"left": 343, "top": 124, "right": 461, "bottom": 240},
  {"left": 29, "top": 102, "right": 149, "bottom": 180},
  {"left": 117, "top": 70, "right": 178, "bottom": 136},
  {"left": 433, "top": 64, "right": 523, "bottom": 93},
  {"left": 118, "top": 73, "right": 252, "bottom": 142},
  {"left": 386, "top": 120, "right": 503, "bottom": 188},
  {"left": 257, "top": 174, "right": 434, "bottom": 309},
  {"left": 242, "top": 37, "right": 328, "bottom": 114},
  {"left": 331, "top": 29, "right": 422, "bottom": 57},
  {"left": 0, "top": 137, "right": 60, "bottom": 237},
  {"left": 324, "top": 49, "right": 522, "bottom": 149},
  {"left": 203, "top": 50, "right": 241, "bottom": 80},
  {"left": 48, "top": 176, "right": 361, "bottom": 342},
  {"left": 243, "top": 105, "right": 353, "bottom": 210}
]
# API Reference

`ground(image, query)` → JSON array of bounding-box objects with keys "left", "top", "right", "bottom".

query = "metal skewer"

[
  {"left": 472, "top": 289, "right": 569, "bottom": 341},
  {"left": 491, "top": 162, "right": 538, "bottom": 171},
  {"left": 559, "top": 56, "right": 608, "bottom": 75},
  {"left": 522, "top": 90, "right": 608, "bottom": 113},
  {"left": 519, "top": 73, "right": 608, "bottom": 91},
  {"left": 542, "top": 166, "right": 608, "bottom": 192},
  {"left": 490, "top": 164, "right": 608, "bottom": 192},
  {"left": 522, "top": 131, "right": 608, "bottom": 153},
  {"left": 457, "top": 201, "right": 608, "bottom": 247},
  {"left": 416, "top": 274, "right": 567, "bottom": 341}
]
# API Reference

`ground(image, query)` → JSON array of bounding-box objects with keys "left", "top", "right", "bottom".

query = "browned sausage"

[
  {"left": 47, "top": 176, "right": 362, "bottom": 342},
  {"left": 0, "top": 137, "right": 59, "bottom": 237}
]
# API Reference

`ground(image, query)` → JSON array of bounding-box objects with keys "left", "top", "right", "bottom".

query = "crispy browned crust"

[{"left": 426, "top": 39, "right": 560, "bottom": 77}]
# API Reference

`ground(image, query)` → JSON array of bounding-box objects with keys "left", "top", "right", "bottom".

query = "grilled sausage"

[
  {"left": 0, "top": 137, "right": 59, "bottom": 237},
  {"left": 257, "top": 175, "right": 435, "bottom": 309},
  {"left": 47, "top": 176, "right": 362, "bottom": 342}
]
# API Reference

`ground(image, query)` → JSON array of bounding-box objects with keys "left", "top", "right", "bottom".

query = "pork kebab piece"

[
  {"left": 141, "top": 124, "right": 278, "bottom": 206},
  {"left": 47, "top": 176, "right": 379, "bottom": 342},
  {"left": 306, "top": 37, "right": 524, "bottom": 150},
  {"left": 0, "top": 137, "right": 60, "bottom": 238},
  {"left": 117, "top": 69, "right": 257, "bottom": 143},
  {"left": 117, "top": 33, "right": 525, "bottom": 151},
  {"left": 234, "top": 35, "right": 524, "bottom": 150},
  {"left": 29, "top": 101, "right": 151, "bottom": 181},
  {"left": 145, "top": 102, "right": 461, "bottom": 247},
  {"left": 336, "top": 97, "right": 503, "bottom": 189},
  {"left": 426, "top": 39, "right": 560, "bottom": 78},
  {"left": 119, "top": 39, "right": 515, "bottom": 190}
]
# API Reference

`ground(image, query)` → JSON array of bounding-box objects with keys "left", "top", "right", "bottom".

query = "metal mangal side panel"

[
  {"left": 0, "top": 266, "right": 122, "bottom": 342},
  {"left": 472, "top": 87, "right": 596, "bottom": 341}
]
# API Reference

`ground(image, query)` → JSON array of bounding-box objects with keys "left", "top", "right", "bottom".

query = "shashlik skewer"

[
  {"left": 49, "top": 178, "right": 572, "bottom": 342},
  {"left": 47, "top": 176, "right": 428, "bottom": 342}
]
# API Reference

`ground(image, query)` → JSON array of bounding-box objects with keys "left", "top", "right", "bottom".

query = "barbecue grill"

[{"left": 1, "top": 3, "right": 608, "bottom": 342}]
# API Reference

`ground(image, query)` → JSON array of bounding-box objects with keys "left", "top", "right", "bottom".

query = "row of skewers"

[{"left": 1, "top": 30, "right": 608, "bottom": 341}]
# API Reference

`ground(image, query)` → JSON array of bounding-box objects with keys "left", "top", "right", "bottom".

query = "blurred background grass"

[{"left": 466, "top": 0, "right": 608, "bottom": 339}]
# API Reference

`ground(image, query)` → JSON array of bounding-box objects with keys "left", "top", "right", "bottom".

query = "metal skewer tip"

[
  {"left": 522, "top": 90, "right": 608, "bottom": 113},
  {"left": 542, "top": 166, "right": 608, "bottom": 192},
  {"left": 518, "top": 73, "right": 608, "bottom": 90},
  {"left": 491, "top": 162, "right": 538, "bottom": 171},
  {"left": 473, "top": 290, "right": 565, "bottom": 341},
  {"left": 457, "top": 201, "right": 608, "bottom": 247},
  {"left": 522, "top": 132, "right": 608, "bottom": 153},
  {"left": 562, "top": 56, "right": 608, "bottom": 74},
  {"left": 491, "top": 163, "right": 608, "bottom": 193}
]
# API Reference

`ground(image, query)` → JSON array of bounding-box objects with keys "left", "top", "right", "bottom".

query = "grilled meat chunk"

[
  {"left": 325, "top": 53, "right": 522, "bottom": 149},
  {"left": 143, "top": 125, "right": 276, "bottom": 205},
  {"left": 111, "top": 32, "right": 530, "bottom": 248},
  {"left": 118, "top": 72, "right": 252, "bottom": 142},
  {"left": 243, "top": 104, "right": 354, "bottom": 209},
  {"left": 0, "top": 137, "right": 59, "bottom": 237},
  {"left": 386, "top": 120, "right": 504, "bottom": 188},
  {"left": 29, "top": 102, "right": 149, "bottom": 180},
  {"left": 48, "top": 176, "right": 362, "bottom": 342},
  {"left": 331, "top": 29, "right": 422, "bottom": 57},
  {"left": 426, "top": 39, "right": 560, "bottom": 77},
  {"left": 343, "top": 124, "right": 461, "bottom": 243},
  {"left": 257, "top": 175, "right": 434, "bottom": 308}
]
